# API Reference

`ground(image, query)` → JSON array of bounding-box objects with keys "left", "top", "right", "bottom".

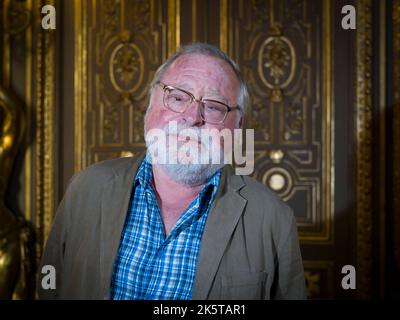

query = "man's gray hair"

[{"left": 149, "top": 42, "right": 250, "bottom": 114}]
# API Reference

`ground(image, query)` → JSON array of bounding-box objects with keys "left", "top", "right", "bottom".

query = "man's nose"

[{"left": 182, "top": 100, "right": 204, "bottom": 126}]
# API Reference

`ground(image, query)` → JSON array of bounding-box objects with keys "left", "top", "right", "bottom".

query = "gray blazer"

[{"left": 38, "top": 153, "right": 307, "bottom": 300}]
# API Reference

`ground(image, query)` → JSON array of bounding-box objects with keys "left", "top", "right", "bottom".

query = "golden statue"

[{"left": 0, "top": 85, "right": 34, "bottom": 300}]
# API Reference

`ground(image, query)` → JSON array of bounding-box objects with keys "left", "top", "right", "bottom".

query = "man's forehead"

[
  {"left": 161, "top": 54, "right": 238, "bottom": 95},
  {"left": 171, "top": 81, "right": 222, "bottom": 94},
  {"left": 173, "top": 53, "right": 223, "bottom": 65},
  {"left": 167, "top": 53, "right": 235, "bottom": 76}
]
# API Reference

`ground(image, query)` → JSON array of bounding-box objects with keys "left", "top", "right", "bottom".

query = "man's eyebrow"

[
  {"left": 172, "top": 82, "right": 194, "bottom": 91},
  {"left": 172, "top": 83, "right": 228, "bottom": 102},
  {"left": 205, "top": 88, "right": 226, "bottom": 100}
]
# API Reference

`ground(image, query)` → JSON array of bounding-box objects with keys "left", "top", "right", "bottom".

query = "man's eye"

[
  {"left": 206, "top": 104, "right": 223, "bottom": 112},
  {"left": 169, "top": 94, "right": 185, "bottom": 102}
]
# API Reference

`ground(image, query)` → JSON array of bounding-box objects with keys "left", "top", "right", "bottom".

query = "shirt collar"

[
  {"left": 135, "top": 155, "right": 221, "bottom": 193},
  {"left": 134, "top": 154, "right": 154, "bottom": 189}
]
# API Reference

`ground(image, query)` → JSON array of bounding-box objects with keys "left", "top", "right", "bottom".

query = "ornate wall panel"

[
  {"left": 355, "top": 0, "right": 373, "bottom": 299},
  {"left": 74, "top": 0, "right": 180, "bottom": 172},
  {"left": 220, "top": 0, "right": 333, "bottom": 243},
  {"left": 32, "top": 0, "right": 57, "bottom": 265}
]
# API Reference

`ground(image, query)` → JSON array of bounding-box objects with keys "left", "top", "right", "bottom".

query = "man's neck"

[
  {"left": 151, "top": 165, "right": 204, "bottom": 208},
  {"left": 151, "top": 165, "right": 205, "bottom": 236}
]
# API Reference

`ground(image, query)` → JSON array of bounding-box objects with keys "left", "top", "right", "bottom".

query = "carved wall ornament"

[
  {"left": 258, "top": 26, "right": 296, "bottom": 102},
  {"left": 262, "top": 167, "right": 293, "bottom": 199},
  {"left": 284, "top": 102, "right": 303, "bottom": 140},
  {"left": 304, "top": 271, "right": 320, "bottom": 298},
  {"left": 269, "top": 149, "right": 284, "bottom": 164},
  {"left": 110, "top": 42, "right": 144, "bottom": 94}
]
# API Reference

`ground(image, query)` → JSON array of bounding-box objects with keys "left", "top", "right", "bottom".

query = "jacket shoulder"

[
  {"left": 240, "top": 175, "right": 292, "bottom": 213},
  {"left": 69, "top": 156, "right": 140, "bottom": 188},
  {"left": 238, "top": 175, "right": 295, "bottom": 237}
]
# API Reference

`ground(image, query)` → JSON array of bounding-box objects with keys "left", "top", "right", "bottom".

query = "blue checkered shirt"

[{"left": 110, "top": 157, "right": 221, "bottom": 300}]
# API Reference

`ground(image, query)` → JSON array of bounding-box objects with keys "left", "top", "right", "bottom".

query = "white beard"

[{"left": 145, "top": 122, "right": 225, "bottom": 186}]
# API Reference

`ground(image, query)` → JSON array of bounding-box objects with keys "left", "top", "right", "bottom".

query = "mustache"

[
  {"left": 161, "top": 123, "right": 211, "bottom": 147},
  {"left": 163, "top": 123, "right": 201, "bottom": 138}
]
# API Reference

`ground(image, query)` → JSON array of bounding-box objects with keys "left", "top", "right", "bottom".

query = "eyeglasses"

[{"left": 155, "top": 81, "right": 240, "bottom": 124}]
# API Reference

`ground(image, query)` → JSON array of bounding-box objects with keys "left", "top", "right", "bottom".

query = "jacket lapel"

[
  {"left": 99, "top": 153, "right": 145, "bottom": 298},
  {"left": 192, "top": 166, "right": 247, "bottom": 299}
]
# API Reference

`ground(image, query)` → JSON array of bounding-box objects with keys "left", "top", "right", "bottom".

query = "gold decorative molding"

[
  {"left": 258, "top": 27, "right": 296, "bottom": 103},
  {"left": 74, "top": 0, "right": 88, "bottom": 172},
  {"left": 2, "top": 0, "right": 57, "bottom": 266},
  {"left": 303, "top": 260, "right": 334, "bottom": 299},
  {"left": 0, "top": 86, "right": 34, "bottom": 300},
  {"left": 168, "top": 0, "right": 180, "bottom": 56},
  {"left": 355, "top": 0, "right": 373, "bottom": 299},
  {"left": 219, "top": 0, "right": 228, "bottom": 52},
  {"left": 378, "top": 0, "right": 386, "bottom": 298},
  {"left": 191, "top": 0, "right": 197, "bottom": 42},
  {"left": 109, "top": 41, "right": 144, "bottom": 96},
  {"left": 2, "top": 0, "right": 11, "bottom": 87},
  {"left": 33, "top": 0, "right": 56, "bottom": 260},
  {"left": 321, "top": 0, "right": 334, "bottom": 245},
  {"left": 304, "top": 270, "right": 320, "bottom": 298},
  {"left": 393, "top": 0, "right": 400, "bottom": 271},
  {"left": 24, "top": 0, "right": 32, "bottom": 225}
]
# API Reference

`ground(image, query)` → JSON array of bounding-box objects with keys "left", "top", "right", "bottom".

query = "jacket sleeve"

[
  {"left": 270, "top": 208, "right": 307, "bottom": 300},
  {"left": 37, "top": 176, "right": 76, "bottom": 300}
]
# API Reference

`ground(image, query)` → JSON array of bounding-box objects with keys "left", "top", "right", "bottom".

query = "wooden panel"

[
  {"left": 221, "top": 0, "right": 333, "bottom": 245},
  {"left": 74, "top": 0, "right": 180, "bottom": 171}
]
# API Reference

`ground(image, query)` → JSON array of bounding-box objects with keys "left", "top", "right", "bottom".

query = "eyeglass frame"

[{"left": 154, "top": 81, "right": 241, "bottom": 124}]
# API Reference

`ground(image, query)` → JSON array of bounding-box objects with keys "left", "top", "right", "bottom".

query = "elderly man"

[{"left": 38, "top": 43, "right": 306, "bottom": 300}]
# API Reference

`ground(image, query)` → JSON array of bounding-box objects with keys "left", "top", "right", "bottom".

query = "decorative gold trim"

[
  {"left": 24, "top": 0, "right": 32, "bottom": 223},
  {"left": 168, "top": 0, "right": 180, "bottom": 56},
  {"left": 74, "top": 0, "right": 88, "bottom": 172},
  {"left": 219, "top": 0, "right": 228, "bottom": 52},
  {"left": 324, "top": 0, "right": 334, "bottom": 244},
  {"left": 33, "top": 0, "right": 56, "bottom": 259},
  {"left": 355, "top": 0, "right": 373, "bottom": 299},
  {"left": 223, "top": 0, "right": 334, "bottom": 243},
  {"left": 301, "top": 0, "right": 334, "bottom": 243},
  {"left": 303, "top": 260, "right": 334, "bottom": 299},
  {"left": 257, "top": 35, "right": 296, "bottom": 90},
  {"left": 393, "top": 0, "right": 400, "bottom": 272},
  {"left": 2, "top": 0, "right": 11, "bottom": 87},
  {"left": 191, "top": 0, "right": 197, "bottom": 42},
  {"left": 378, "top": 0, "right": 387, "bottom": 298},
  {"left": 120, "top": 0, "right": 125, "bottom": 32},
  {"left": 42, "top": 1, "right": 55, "bottom": 245}
]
